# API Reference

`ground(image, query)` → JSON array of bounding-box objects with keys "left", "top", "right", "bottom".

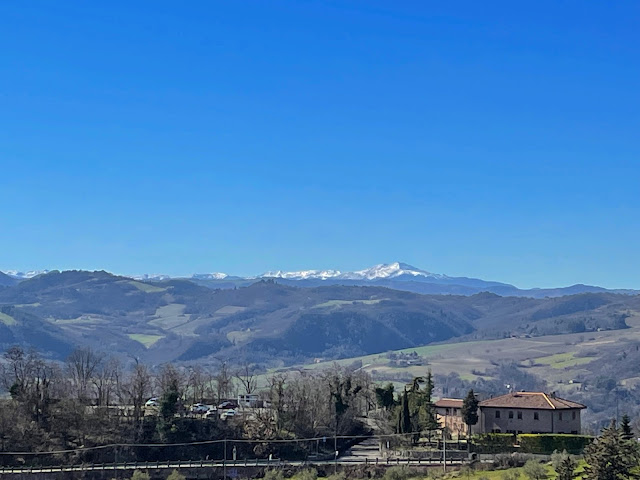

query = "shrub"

[
  {"left": 518, "top": 434, "right": 593, "bottom": 454},
  {"left": 326, "top": 473, "right": 346, "bottom": 480},
  {"left": 264, "top": 469, "right": 285, "bottom": 480},
  {"left": 131, "top": 471, "right": 150, "bottom": 480},
  {"left": 295, "top": 468, "right": 318, "bottom": 480},
  {"left": 474, "top": 434, "right": 516, "bottom": 453},
  {"left": 502, "top": 471, "right": 520, "bottom": 480},
  {"left": 523, "top": 460, "right": 546, "bottom": 480},
  {"left": 166, "top": 470, "right": 186, "bottom": 480},
  {"left": 382, "top": 466, "right": 412, "bottom": 480}
]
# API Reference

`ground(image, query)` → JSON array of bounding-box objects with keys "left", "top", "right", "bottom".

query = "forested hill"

[{"left": 0, "top": 270, "right": 638, "bottom": 364}]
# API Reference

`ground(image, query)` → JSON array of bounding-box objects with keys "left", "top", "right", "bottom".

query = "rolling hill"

[{"left": 0, "top": 270, "right": 638, "bottom": 365}]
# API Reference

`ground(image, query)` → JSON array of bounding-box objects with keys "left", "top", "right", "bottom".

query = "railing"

[{"left": 0, "top": 456, "right": 469, "bottom": 474}]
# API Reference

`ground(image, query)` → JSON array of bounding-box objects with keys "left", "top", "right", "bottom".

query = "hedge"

[
  {"left": 472, "top": 433, "right": 517, "bottom": 453},
  {"left": 517, "top": 434, "right": 594, "bottom": 454}
]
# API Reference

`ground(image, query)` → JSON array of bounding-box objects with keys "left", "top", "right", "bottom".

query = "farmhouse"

[
  {"left": 478, "top": 392, "right": 586, "bottom": 434},
  {"left": 435, "top": 398, "right": 466, "bottom": 436},
  {"left": 436, "top": 392, "right": 586, "bottom": 435}
]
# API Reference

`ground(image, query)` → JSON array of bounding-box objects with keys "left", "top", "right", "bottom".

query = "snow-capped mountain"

[
  {"left": 132, "top": 273, "right": 173, "bottom": 281},
  {"left": 345, "top": 262, "right": 449, "bottom": 281},
  {"left": 5, "top": 270, "right": 51, "bottom": 279},
  {"left": 261, "top": 262, "right": 448, "bottom": 281},
  {"left": 261, "top": 269, "right": 342, "bottom": 280},
  {"left": 191, "top": 273, "right": 228, "bottom": 280}
]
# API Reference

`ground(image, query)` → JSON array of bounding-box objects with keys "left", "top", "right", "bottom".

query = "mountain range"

[
  {"left": 0, "top": 268, "right": 638, "bottom": 365},
  {"left": 5, "top": 262, "right": 637, "bottom": 298}
]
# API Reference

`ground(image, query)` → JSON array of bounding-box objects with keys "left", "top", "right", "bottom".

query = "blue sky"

[{"left": 1, "top": 1, "right": 638, "bottom": 288}]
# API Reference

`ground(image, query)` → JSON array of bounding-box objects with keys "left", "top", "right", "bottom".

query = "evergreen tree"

[
  {"left": 375, "top": 383, "right": 396, "bottom": 410},
  {"left": 621, "top": 414, "right": 634, "bottom": 441},
  {"left": 462, "top": 389, "right": 479, "bottom": 443},
  {"left": 396, "top": 389, "right": 411, "bottom": 435},
  {"left": 553, "top": 451, "right": 577, "bottom": 480},
  {"left": 584, "top": 420, "right": 640, "bottom": 480}
]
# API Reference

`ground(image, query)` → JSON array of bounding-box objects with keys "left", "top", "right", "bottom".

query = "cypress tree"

[
  {"left": 462, "top": 389, "right": 479, "bottom": 440},
  {"left": 621, "top": 414, "right": 634, "bottom": 441}
]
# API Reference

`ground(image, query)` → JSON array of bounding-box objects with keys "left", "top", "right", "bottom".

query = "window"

[
  {"left": 508, "top": 411, "right": 514, "bottom": 419},
  {"left": 572, "top": 411, "right": 576, "bottom": 420},
  {"left": 517, "top": 411, "right": 522, "bottom": 420},
  {"left": 559, "top": 412, "right": 563, "bottom": 421},
  {"left": 534, "top": 412, "right": 539, "bottom": 420},
  {"left": 495, "top": 410, "right": 501, "bottom": 418},
  {"left": 446, "top": 408, "right": 450, "bottom": 415}
]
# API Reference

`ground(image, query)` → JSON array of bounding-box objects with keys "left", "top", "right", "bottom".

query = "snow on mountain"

[
  {"left": 132, "top": 274, "right": 172, "bottom": 281},
  {"left": 5, "top": 270, "right": 51, "bottom": 279},
  {"left": 191, "top": 273, "right": 228, "bottom": 280},
  {"left": 261, "top": 269, "right": 342, "bottom": 280},
  {"left": 344, "top": 262, "right": 448, "bottom": 280},
  {"left": 7, "top": 262, "right": 444, "bottom": 284},
  {"left": 261, "top": 262, "right": 448, "bottom": 281}
]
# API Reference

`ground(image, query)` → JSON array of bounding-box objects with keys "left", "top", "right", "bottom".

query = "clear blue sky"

[{"left": 1, "top": 1, "right": 638, "bottom": 288}]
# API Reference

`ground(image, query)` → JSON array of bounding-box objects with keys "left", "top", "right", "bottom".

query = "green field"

[
  {"left": 536, "top": 352, "right": 594, "bottom": 369},
  {"left": 312, "top": 299, "right": 385, "bottom": 309},
  {"left": 127, "top": 333, "right": 164, "bottom": 348},
  {"left": 0, "top": 312, "right": 17, "bottom": 326},
  {"left": 127, "top": 280, "right": 167, "bottom": 293}
]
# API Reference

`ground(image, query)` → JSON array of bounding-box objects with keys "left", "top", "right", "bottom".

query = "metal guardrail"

[{"left": 0, "top": 457, "right": 467, "bottom": 474}]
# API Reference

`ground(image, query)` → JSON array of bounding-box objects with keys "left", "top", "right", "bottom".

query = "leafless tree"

[
  {"left": 235, "top": 362, "right": 257, "bottom": 395},
  {"left": 66, "top": 347, "right": 104, "bottom": 403}
]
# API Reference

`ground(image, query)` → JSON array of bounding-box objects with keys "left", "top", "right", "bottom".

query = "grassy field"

[
  {"left": 273, "top": 315, "right": 640, "bottom": 398},
  {"left": 0, "top": 312, "right": 17, "bottom": 326},
  {"left": 127, "top": 333, "right": 164, "bottom": 348},
  {"left": 312, "top": 299, "right": 385, "bottom": 309},
  {"left": 536, "top": 353, "right": 594, "bottom": 369},
  {"left": 127, "top": 280, "right": 167, "bottom": 293}
]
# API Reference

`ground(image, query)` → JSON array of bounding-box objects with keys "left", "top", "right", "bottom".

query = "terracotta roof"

[
  {"left": 435, "top": 398, "right": 464, "bottom": 408},
  {"left": 479, "top": 392, "right": 586, "bottom": 410}
]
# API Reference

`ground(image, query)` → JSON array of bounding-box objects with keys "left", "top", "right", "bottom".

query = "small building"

[
  {"left": 478, "top": 392, "right": 586, "bottom": 434},
  {"left": 435, "top": 398, "right": 467, "bottom": 436}
]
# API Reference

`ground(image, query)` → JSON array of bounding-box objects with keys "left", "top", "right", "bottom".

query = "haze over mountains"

[{"left": 0, "top": 266, "right": 638, "bottom": 366}]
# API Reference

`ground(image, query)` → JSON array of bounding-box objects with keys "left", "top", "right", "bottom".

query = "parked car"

[
  {"left": 190, "top": 403, "right": 209, "bottom": 414},
  {"left": 145, "top": 397, "right": 159, "bottom": 407},
  {"left": 221, "top": 409, "right": 236, "bottom": 419},
  {"left": 217, "top": 401, "right": 238, "bottom": 410},
  {"left": 204, "top": 408, "right": 218, "bottom": 419}
]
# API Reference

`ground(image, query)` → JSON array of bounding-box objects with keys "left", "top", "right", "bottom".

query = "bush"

[
  {"left": 382, "top": 466, "right": 412, "bottom": 480},
  {"left": 473, "top": 434, "right": 516, "bottom": 453},
  {"left": 523, "top": 460, "right": 546, "bottom": 480},
  {"left": 518, "top": 434, "right": 593, "bottom": 454},
  {"left": 326, "top": 473, "right": 346, "bottom": 480},
  {"left": 502, "top": 471, "right": 520, "bottom": 480},
  {"left": 264, "top": 469, "right": 285, "bottom": 480},
  {"left": 295, "top": 468, "right": 318, "bottom": 480},
  {"left": 131, "top": 471, "right": 150, "bottom": 480},
  {"left": 166, "top": 470, "right": 186, "bottom": 480}
]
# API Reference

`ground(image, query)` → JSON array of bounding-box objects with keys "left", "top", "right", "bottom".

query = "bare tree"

[
  {"left": 235, "top": 363, "right": 257, "bottom": 395},
  {"left": 92, "top": 356, "right": 120, "bottom": 407},
  {"left": 119, "top": 362, "right": 153, "bottom": 423},
  {"left": 66, "top": 347, "right": 104, "bottom": 403},
  {"left": 214, "top": 361, "right": 234, "bottom": 403}
]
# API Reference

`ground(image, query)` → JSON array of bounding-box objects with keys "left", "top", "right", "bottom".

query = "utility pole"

[
  {"left": 442, "top": 428, "right": 446, "bottom": 474},
  {"left": 334, "top": 434, "right": 338, "bottom": 474},
  {"left": 224, "top": 438, "right": 227, "bottom": 480}
]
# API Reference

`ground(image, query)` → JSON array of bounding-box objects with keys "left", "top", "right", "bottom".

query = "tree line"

[{"left": 0, "top": 345, "right": 375, "bottom": 466}]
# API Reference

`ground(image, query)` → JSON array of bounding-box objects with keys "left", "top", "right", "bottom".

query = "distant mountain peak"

[
  {"left": 191, "top": 273, "right": 228, "bottom": 280},
  {"left": 260, "top": 262, "right": 448, "bottom": 281},
  {"left": 5, "top": 270, "right": 51, "bottom": 279}
]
